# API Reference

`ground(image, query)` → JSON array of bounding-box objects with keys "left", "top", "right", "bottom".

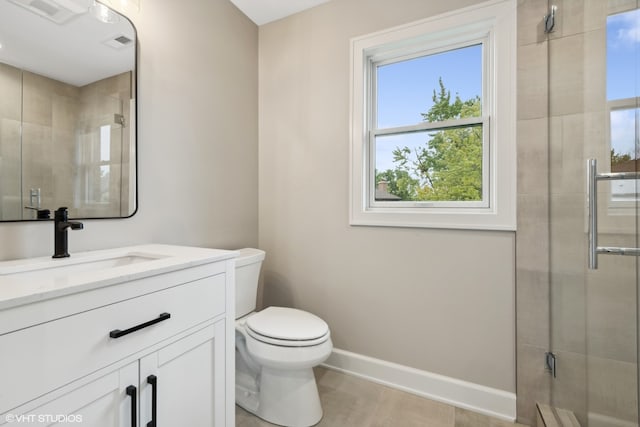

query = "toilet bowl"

[{"left": 234, "top": 249, "right": 332, "bottom": 427}]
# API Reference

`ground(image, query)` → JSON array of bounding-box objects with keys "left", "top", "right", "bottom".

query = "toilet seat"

[{"left": 245, "top": 307, "right": 330, "bottom": 347}]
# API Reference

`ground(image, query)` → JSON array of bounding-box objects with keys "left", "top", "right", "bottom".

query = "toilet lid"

[{"left": 246, "top": 307, "right": 329, "bottom": 341}]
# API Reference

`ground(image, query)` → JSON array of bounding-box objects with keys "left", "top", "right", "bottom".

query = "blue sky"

[
  {"left": 374, "top": 11, "right": 640, "bottom": 174},
  {"left": 607, "top": 9, "right": 640, "bottom": 101},
  {"left": 374, "top": 44, "right": 482, "bottom": 172},
  {"left": 377, "top": 44, "right": 482, "bottom": 128},
  {"left": 607, "top": 9, "right": 640, "bottom": 159}
]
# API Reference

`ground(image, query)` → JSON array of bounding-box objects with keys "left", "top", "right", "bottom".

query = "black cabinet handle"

[
  {"left": 109, "top": 313, "right": 171, "bottom": 339},
  {"left": 147, "top": 375, "right": 157, "bottom": 427},
  {"left": 126, "top": 385, "right": 137, "bottom": 427}
]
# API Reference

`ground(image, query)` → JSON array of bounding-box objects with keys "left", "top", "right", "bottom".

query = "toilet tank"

[{"left": 235, "top": 248, "right": 266, "bottom": 319}]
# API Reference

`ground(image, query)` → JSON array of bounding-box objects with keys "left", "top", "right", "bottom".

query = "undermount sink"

[
  {"left": 0, "top": 252, "right": 167, "bottom": 280},
  {"left": 0, "top": 244, "right": 237, "bottom": 315}
]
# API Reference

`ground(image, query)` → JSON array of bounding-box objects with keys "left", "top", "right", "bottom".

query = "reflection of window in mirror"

[
  {"left": 83, "top": 125, "right": 112, "bottom": 205},
  {"left": 607, "top": 9, "right": 639, "bottom": 206}
]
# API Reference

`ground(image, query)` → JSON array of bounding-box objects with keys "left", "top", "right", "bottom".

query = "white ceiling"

[
  {"left": 0, "top": 0, "right": 135, "bottom": 86},
  {"left": 0, "top": 0, "right": 327, "bottom": 87},
  {"left": 229, "top": 0, "right": 331, "bottom": 25}
]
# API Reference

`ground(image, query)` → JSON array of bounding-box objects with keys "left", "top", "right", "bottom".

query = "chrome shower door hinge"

[
  {"left": 114, "top": 113, "right": 126, "bottom": 127},
  {"left": 544, "top": 5, "right": 557, "bottom": 34},
  {"left": 545, "top": 352, "right": 557, "bottom": 378}
]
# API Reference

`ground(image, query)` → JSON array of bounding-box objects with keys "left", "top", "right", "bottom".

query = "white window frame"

[
  {"left": 370, "top": 40, "right": 489, "bottom": 209},
  {"left": 606, "top": 97, "right": 639, "bottom": 212},
  {"left": 349, "top": 0, "right": 516, "bottom": 230}
]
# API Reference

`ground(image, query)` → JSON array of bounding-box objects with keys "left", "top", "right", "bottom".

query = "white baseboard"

[{"left": 322, "top": 348, "right": 516, "bottom": 422}]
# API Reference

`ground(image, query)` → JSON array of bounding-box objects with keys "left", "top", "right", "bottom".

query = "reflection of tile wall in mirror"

[
  {"left": 22, "top": 71, "right": 79, "bottom": 220},
  {"left": 0, "top": 62, "right": 132, "bottom": 220},
  {"left": 0, "top": 63, "right": 22, "bottom": 220},
  {"left": 0, "top": 119, "right": 22, "bottom": 220}
]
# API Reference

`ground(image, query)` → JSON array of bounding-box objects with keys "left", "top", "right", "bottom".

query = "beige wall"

[
  {"left": 0, "top": 0, "right": 259, "bottom": 259},
  {"left": 258, "top": 0, "right": 516, "bottom": 392},
  {"left": 0, "top": 0, "right": 517, "bottom": 404}
]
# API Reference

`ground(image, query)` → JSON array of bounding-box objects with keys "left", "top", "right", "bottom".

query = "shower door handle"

[
  {"left": 587, "top": 159, "right": 598, "bottom": 269},
  {"left": 587, "top": 158, "right": 640, "bottom": 269}
]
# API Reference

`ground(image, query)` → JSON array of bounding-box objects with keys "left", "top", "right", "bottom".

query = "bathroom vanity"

[{"left": 0, "top": 245, "right": 236, "bottom": 426}]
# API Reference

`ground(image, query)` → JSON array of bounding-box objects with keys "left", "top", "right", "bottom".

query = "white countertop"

[{"left": 0, "top": 244, "right": 237, "bottom": 311}]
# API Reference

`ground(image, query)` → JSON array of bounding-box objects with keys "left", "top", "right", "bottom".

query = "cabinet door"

[
  {"left": 2, "top": 362, "right": 138, "bottom": 427},
  {"left": 139, "top": 321, "right": 225, "bottom": 427}
]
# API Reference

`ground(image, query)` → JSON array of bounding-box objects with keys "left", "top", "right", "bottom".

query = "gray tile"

[
  {"left": 455, "top": 407, "right": 528, "bottom": 427},
  {"left": 236, "top": 367, "right": 528, "bottom": 427},
  {"left": 588, "top": 356, "right": 638, "bottom": 423},
  {"left": 516, "top": 268, "right": 549, "bottom": 348},
  {"left": 236, "top": 406, "right": 274, "bottom": 427},
  {"left": 517, "top": 43, "right": 548, "bottom": 120},
  {"left": 517, "top": 0, "right": 548, "bottom": 47},
  {"left": 550, "top": 350, "right": 587, "bottom": 425},
  {"left": 515, "top": 221, "right": 549, "bottom": 273},
  {"left": 549, "top": 115, "right": 585, "bottom": 195},
  {"left": 549, "top": 271, "right": 586, "bottom": 354},
  {"left": 517, "top": 118, "right": 548, "bottom": 196},
  {"left": 516, "top": 344, "right": 550, "bottom": 426},
  {"left": 608, "top": 0, "right": 640, "bottom": 15},
  {"left": 549, "top": 34, "right": 584, "bottom": 117},
  {"left": 316, "top": 368, "right": 381, "bottom": 427},
  {"left": 0, "top": 63, "right": 22, "bottom": 121},
  {"left": 586, "top": 257, "right": 637, "bottom": 363},
  {"left": 370, "top": 388, "right": 454, "bottom": 427}
]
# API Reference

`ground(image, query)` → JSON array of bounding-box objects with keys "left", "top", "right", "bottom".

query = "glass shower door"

[
  {"left": 0, "top": 64, "right": 22, "bottom": 220},
  {"left": 549, "top": 1, "right": 639, "bottom": 425},
  {"left": 75, "top": 94, "right": 125, "bottom": 218}
]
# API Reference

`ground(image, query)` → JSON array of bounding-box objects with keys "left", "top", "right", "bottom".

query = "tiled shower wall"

[
  {"left": 0, "top": 63, "right": 132, "bottom": 220},
  {"left": 21, "top": 70, "right": 80, "bottom": 219},
  {"left": 516, "top": 1, "right": 552, "bottom": 424},
  {"left": 0, "top": 63, "right": 25, "bottom": 220},
  {"left": 516, "top": 0, "right": 639, "bottom": 425},
  {"left": 77, "top": 71, "right": 133, "bottom": 218}
]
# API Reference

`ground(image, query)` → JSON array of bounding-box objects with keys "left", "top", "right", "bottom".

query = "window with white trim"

[
  {"left": 349, "top": 0, "right": 516, "bottom": 230},
  {"left": 607, "top": 9, "right": 640, "bottom": 210}
]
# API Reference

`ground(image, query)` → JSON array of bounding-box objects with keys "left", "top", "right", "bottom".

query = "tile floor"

[{"left": 236, "top": 367, "right": 530, "bottom": 427}]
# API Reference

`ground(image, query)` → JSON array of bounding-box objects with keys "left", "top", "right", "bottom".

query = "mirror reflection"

[{"left": 0, "top": 0, "right": 136, "bottom": 221}]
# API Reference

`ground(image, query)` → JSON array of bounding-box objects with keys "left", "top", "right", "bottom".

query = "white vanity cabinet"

[
  {"left": 5, "top": 361, "right": 140, "bottom": 427},
  {"left": 0, "top": 245, "right": 236, "bottom": 427}
]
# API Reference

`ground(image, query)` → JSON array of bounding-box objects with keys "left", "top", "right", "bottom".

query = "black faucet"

[{"left": 53, "top": 207, "right": 84, "bottom": 258}]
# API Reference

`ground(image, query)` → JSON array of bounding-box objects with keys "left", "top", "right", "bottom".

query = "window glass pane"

[
  {"left": 375, "top": 125, "right": 483, "bottom": 202},
  {"left": 610, "top": 108, "right": 638, "bottom": 201},
  {"left": 607, "top": 10, "right": 639, "bottom": 202},
  {"left": 99, "top": 125, "right": 111, "bottom": 161},
  {"left": 376, "top": 44, "right": 482, "bottom": 128},
  {"left": 607, "top": 9, "right": 640, "bottom": 101}
]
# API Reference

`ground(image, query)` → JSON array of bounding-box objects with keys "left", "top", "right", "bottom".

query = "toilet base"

[{"left": 237, "top": 366, "right": 323, "bottom": 427}]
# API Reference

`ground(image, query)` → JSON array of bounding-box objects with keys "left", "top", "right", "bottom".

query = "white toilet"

[{"left": 234, "top": 248, "right": 332, "bottom": 427}]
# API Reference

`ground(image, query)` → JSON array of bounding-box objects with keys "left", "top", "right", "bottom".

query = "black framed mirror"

[{"left": 0, "top": 0, "right": 137, "bottom": 221}]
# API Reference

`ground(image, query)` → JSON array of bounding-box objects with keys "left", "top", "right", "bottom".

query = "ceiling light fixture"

[
  {"left": 101, "top": 0, "right": 139, "bottom": 12},
  {"left": 90, "top": 1, "right": 119, "bottom": 23}
]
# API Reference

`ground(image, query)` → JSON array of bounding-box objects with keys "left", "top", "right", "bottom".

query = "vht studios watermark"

[{"left": 5, "top": 413, "right": 83, "bottom": 424}]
